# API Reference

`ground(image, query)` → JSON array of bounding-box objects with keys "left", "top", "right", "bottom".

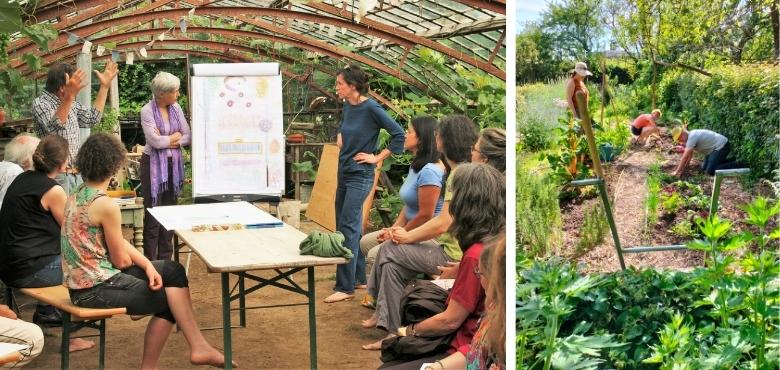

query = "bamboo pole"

[{"left": 575, "top": 91, "right": 604, "bottom": 178}]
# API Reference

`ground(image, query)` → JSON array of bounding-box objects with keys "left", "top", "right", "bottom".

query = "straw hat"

[
  {"left": 571, "top": 62, "right": 593, "bottom": 77},
  {"left": 651, "top": 109, "right": 662, "bottom": 117},
  {"left": 671, "top": 126, "right": 684, "bottom": 142}
]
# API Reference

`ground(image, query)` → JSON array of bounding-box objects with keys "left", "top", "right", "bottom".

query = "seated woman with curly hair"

[
  {"left": 378, "top": 163, "right": 505, "bottom": 369},
  {"left": 62, "top": 133, "right": 233, "bottom": 368}
]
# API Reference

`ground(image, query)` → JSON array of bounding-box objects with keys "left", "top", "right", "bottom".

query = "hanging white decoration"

[
  {"left": 111, "top": 51, "right": 120, "bottom": 62},
  {"left": 96, "top": 45, "right": 105, "bottom": 56},
  {"left": 179, "top": 18, "right": 188, "bottom": 34},
  {"left": 188, "top": 7, "right": 196, "bottom": 16},
  {"left": 158, "top": 33, "right": 166, "bottom": 42},
  {"left": 356, "top": 0, "right": 378, "bottom": 24},
  {"left": 328, "top": 25, "right": 337, "bottom": 38},
  {"left": 341, "top": 27, "right": 347, "bottom": 34},
  {"left": 126, "top": 51, "right": 135, "bottom": 65},
  {"left": 67, "top": 33, "right": 79, "bottom": 46},
  {"left": 139, "top": 47, "right": 148, "bottom": 58},
  {"left": 81, "top": 40, "right": 92, "bottom": 54}
]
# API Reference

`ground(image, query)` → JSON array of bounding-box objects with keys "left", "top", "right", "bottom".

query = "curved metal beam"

[
  {"left": 23, "top": 42, "right": 404, "bottom": 116},
  {"left": 13, "top": 0, "right": 177, "bottom": 50},
  {"left": 304, "top": 2, "right": 505, "bottom": 80},
  {"left": 11, "top": 7, "right": 413, "bottom": 56},
  {"left": 452, "top": 0, "right": 506, "bottom": 15},
  {"left": 13, "top": 21, "right": 458, "bottom": 107},
  {"left": 11, "top": 6, "right": 502, "bottom": 81},
  {"left": 11, "top": 30, "right": 303, "bottom": 69},
  {"left": 26, "top": 48, "right": 342, "bottom": 103}
]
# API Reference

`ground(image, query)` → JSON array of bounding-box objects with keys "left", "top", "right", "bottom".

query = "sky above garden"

[{"left": 516, "top": 0, "right": 546, "bottom": 32}]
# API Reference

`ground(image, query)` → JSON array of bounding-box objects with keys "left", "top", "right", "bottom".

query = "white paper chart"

[
  {"left": 191, "top": 63, "right": 284, "bottom": 198},
  {"left": 147, "top": 201, "right": 282, "bottom": 231}
]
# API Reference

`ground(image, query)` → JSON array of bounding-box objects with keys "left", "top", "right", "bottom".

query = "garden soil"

[
  {"left": 17, "top": 221, "right": 386, "bottom": 369},
  {"left": 560, "top": 132, "right": 763, "bottom": 273}
]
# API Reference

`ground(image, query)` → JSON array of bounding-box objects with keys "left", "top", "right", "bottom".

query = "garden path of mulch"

[{"left": 560, "top": 133, "right": 761, "bottom": 274}]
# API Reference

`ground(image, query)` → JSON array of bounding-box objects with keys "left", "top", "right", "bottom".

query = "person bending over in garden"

[
  {"left": 377, "top": 163, "right": 505, "bottom": 370},
  {"left": 31, "top": 61, "right": 118, "bottom": 194},
  {"left": 630, "top": 109, "right": 662, "bottom": 145},
  {"left": 361, "top": 115, "right": 478, "bottom": 350},
  {"left": 62, "top": 133, "right": 233, "bottom": 369},
  {"left": 671, "top": 126, "right": 741, "bottom": 177},
  {"left": 0, "top": 134, "right": 39, "bottom": 211},
  {"left": 0, "top": 135, "right": 95, "bottom": 352},
  {"left": 565, "top": 62, "right": 592, "bottom": 119},
  {"left": 470, "top": 128, "right": 506, "bottom": 173},
  {"left": 359, "top": 116, "right": 445, "bottom": 309}
]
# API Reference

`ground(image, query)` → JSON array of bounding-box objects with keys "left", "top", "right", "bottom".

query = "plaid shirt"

[{"left": 32, "top": 90, "right": 102, "bottom": 166}]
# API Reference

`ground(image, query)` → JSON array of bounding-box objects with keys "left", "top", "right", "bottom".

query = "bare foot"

[
  {"left": 361, "top": 314, "right": 378, "bottom": 328},
  {"left": 68, "top": 338, "right": 96, "bottom": 353},
  {"left": 191, "top": 348, "right": 238, "bottom": 368},
  {"left": 361, "top": 334, "right": 395, "bottom": 351}
]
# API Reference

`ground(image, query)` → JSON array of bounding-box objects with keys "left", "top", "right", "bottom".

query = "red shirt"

[
  {"left": 446, "top": 243, "right": 485, "bottom": 355},
  {"left": 632, "top": 113, "right": 655, "bottom": 129}
]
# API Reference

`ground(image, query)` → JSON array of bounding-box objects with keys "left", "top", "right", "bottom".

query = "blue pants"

[
  {"left": 333, "top": 168, "right": 374, "bottom": 293},
  {"left": 9, "top": 256, "right": 62, "bottom": 288},
  {"left": 702, "top": 142, "right": 740, "bottom": 175},
  {"left": 8, "top": 256, "right": 62, "bottom": 314}
]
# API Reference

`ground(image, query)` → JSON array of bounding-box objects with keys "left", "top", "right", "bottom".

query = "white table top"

[{"left": 176, "top": 224, "right": 347, "bottom": 273}]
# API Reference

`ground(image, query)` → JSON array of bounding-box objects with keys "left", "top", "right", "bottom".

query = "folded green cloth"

[{"left": 299, "top": 230, "right": 353, "bottom": 259}]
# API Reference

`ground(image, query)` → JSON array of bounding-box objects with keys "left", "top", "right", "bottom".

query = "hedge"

[{"left": 658, "top": 64, "right": 779, "bottom": 177}]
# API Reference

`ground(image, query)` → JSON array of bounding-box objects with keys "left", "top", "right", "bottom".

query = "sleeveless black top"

[{"left": 0, "top": 171, "right": 61, "bottom": 283}]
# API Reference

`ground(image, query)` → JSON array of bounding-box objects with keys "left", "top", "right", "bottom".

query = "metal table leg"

[
  {"left": 221, "top": 273, "right": 233, "bottom": 370},
  {"left": 62, "top": 312, "right": 71, "bottom": 370},
  {"left": 239, "top": 273, "right": 246, "bottom": 327},
  {"left": 307, "top": 267, "right": 317, "bottom": 370}
]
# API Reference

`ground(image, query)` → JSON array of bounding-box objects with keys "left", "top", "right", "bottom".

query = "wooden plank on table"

[{"left": 305, "top": 145, "right": 338, "bottom": 231}]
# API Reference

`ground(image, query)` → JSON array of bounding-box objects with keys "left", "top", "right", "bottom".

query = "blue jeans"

[
  {"left": 333, "top": 167, "right": 374, "bottom": 293},
  {"left": 9, "top": 256, "right": 63, "bottom": 288},
  {"left": 8, "top": 256, "right": 62, "bottom": 314}
]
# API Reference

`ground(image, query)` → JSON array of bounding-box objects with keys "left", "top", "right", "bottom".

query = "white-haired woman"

[{"left": 140, "top": 71, "right": 190, "bottom": 261}]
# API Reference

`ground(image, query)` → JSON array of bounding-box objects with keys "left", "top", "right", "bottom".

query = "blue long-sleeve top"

[{"left": 338, "top": 98, "right": 405, "bottom": 172}]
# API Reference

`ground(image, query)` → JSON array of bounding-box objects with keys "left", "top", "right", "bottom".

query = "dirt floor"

[
  {"left": 16, "top": 220, "right": 387, "bottom": 370},
  {"left": 558, "top": 130, "right": 767, "bottom": 273}
]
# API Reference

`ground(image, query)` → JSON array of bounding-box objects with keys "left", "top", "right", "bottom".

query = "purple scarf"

[{"left": 149, "top": 98, "right": 184, "bottom": 206}]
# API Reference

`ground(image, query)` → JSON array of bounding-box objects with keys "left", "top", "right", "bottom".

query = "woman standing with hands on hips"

[
  {"left": 325, "top": 64, "right": 405, "bottom": 303},
  {"left": 140, "top": 71, "right": 191, "bottom": 261}
]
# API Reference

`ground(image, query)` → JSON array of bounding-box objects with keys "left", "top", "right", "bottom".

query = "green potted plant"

[{"left": 291, "top": 150, "right": 319, "bottom": 202}]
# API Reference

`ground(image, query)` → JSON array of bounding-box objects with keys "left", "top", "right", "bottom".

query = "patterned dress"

[
  {"left": 466, "top": 315, "right": 505, "bottom": 370},
  {"left": 61, "top": 185, "right": 120, "bottom": 290}
]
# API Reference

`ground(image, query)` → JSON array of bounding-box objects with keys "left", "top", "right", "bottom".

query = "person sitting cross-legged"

[{"left": 62, "top": 133, "right": 233, "bottom": 369}]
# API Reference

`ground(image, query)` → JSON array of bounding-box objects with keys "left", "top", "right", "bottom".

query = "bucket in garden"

[{"left": 299, "top": 183, "right": 314, "bottom": 203}]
